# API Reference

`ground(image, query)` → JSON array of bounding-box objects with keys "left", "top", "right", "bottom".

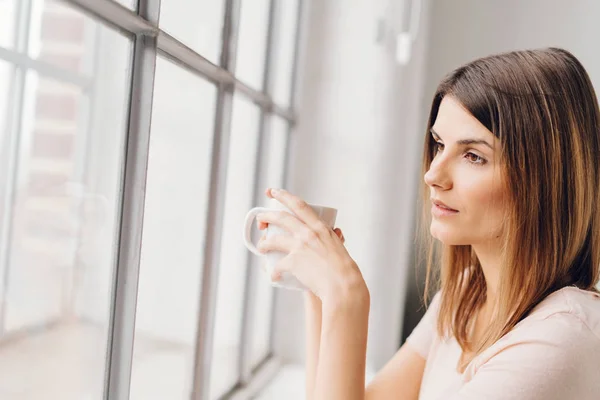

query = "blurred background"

[{"left": 0, "top": 0, "right": 598, "bottom": 399}]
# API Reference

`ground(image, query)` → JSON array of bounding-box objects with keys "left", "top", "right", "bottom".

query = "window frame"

[{"left": 0, "top": 0, "right": 302, "bottom": 399}]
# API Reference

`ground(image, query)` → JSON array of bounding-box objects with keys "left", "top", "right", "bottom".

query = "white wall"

[
  {"left": 423, "top": 0, "right": 600, "bottom": 108},
  {"left": 273, "top": 0, "right": 434, "bottom": 370}
]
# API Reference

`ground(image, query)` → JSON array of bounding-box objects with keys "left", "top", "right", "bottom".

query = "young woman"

[{"left": 254, "top": 47, "right": 600, "bottom": 399}]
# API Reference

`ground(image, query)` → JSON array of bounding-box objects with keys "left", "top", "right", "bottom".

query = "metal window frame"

[
  {"left": 102, "top": 0, "right": 160, "bottom": 397},
  {"left": 68, "top": 0, "right": 296, "bottom": 122},
  {"left": 0, "top": 0, "right": 305, "bottom": 398},
  {"left": 0, "top": 47, "right": 93, "bottom": 88},
  {"left": 191, "top": 0, "right": 242, "bottom": 397},
  {"left": 238, "top": 0, "right": 278, "bottom": 385}
]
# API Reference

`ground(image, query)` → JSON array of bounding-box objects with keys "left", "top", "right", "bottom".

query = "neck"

[{"left": 471, "top": 241, "right": 503, "bottom": 307}]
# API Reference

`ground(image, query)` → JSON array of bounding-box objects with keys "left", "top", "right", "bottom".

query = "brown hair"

[{"left": 420, "top": 47, "right": 600, "bottom": 372}]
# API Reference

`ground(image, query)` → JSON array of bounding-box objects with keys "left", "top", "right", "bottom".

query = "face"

[{"left": 424, "top": 96, "right": 508, "bottom": 246}]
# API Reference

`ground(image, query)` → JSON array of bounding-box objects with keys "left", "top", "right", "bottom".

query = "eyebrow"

[{"left": 430, "top": 128, "right": 494, "bottom": 150}]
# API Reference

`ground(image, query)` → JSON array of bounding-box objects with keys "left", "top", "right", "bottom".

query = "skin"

[
  {"left": 255, "top": 96, "right": 509, "bottom": 399},
  {"left": 425, "top": 96, "right": 508, "bottom": 303},
  {"left": 256, "top": 188, "right": 370, "bottom": 400}
]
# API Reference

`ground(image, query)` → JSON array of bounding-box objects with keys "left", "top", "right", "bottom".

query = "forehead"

[{"left": 432, "top": 96, "right": 496, "bottom": 142}]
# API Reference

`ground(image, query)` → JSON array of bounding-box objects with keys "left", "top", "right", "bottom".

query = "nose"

[{"left": 424, "top": 157, "right": 452, "bottom": 190}]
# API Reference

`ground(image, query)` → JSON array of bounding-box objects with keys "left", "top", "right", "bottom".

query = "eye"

[
  {"left": 465, "top": 152, "right": 487, "bottom": 165},
  {"left": 434, "top": 141, "right": 444, "bottom": 154}
]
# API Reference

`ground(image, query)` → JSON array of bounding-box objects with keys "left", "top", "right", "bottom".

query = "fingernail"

[{"left": 270, "top": 188, "right": 280, "bottom": 195}]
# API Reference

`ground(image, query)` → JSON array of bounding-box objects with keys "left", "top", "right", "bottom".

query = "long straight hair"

[{"left": 420, "top": 48, "right": 600, "bottom": 372}]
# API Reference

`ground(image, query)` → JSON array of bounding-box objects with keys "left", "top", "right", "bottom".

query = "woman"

[{"left": 254, "top": 47, "right": 600, "bottom": 399}]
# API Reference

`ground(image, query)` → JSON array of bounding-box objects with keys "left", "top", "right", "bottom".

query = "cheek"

[{"left": 461, "top": 177, "right": 508, "bottom": 222}]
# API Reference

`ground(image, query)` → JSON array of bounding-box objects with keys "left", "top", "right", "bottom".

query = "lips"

[{"left": 431, "top": 198, "right": 458, "bottom": 212}]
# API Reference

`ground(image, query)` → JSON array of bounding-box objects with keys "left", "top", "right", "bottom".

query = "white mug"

[{"left": 243, "top": 198, "right": 338, "bottom": 291}]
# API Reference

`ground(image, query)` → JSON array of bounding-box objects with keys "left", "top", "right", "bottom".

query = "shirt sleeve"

[
  {"left": 405, "top": 291, "right": 441, "bottom": 360},
  {"left": 442, "top": 312, "right": 599, "bottom": 400}
]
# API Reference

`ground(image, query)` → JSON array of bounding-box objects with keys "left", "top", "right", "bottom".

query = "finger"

[
  {"left": 271, "top": 257, "right": 293, "bottom": 282},
  {"left": 266, "top": 188, "right": 324, "bottom": 231},
  {"left": 271, "top": 270, "right": 282, "bottom": 282},
  {"left": 254, "top": 237, "right": 271, "bottom": 275},
  {"left": 333, "top": 228, "right": 342, "bottom": 239},
  {"left": 333, "top": 228, "right": 345, "bottom": 243},
  {"left": 257, "top": 220, "right": 268, "bottom": 230},
  {"left": 257, "top": 234, "right": 297, "bottom": 254},
  {"left": 256, "top": 210, "right": 308, "bottom": 236}
]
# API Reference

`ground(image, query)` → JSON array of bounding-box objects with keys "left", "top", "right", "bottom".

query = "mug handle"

[{"left": 243, "top": 207, "right": 271, "bottom": 256}]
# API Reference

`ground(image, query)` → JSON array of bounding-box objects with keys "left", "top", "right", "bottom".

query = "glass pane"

[
  {"left": 236, "top": 0, "right": 271, "bottom": 89},
  {"left": 209, "top": 96, "right": 261, "bottom": 399},
  {"left": 130, "top": 58, "right": 217, "bottom": 400},
  {"left": 272, "top": 0, "right": 299, "bottom": 107},
  {"left": 0, "top": 17, "right": 132, "bottom": 400},
  {"left": 159, "top": 0, "right": 226, "bottom": 65},
  {"left": 27, "top": 0, "right": 101, "bottom": 77},
  {"left": 0, "top": 0, "right": 17, "bottom": 49},
  {"left": 0, "top": 61, "right": 12, "bottom": 159},
  {"left": 115, "top": 0, "right": 137, "bottom": 10},
  {"left": 250, "top": 116, "right": 289, "bottom": 367}
]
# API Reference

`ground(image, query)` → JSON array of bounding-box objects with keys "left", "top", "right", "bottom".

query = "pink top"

[{"left": 406, "top": 286, "right": 600, "bottom": 400}]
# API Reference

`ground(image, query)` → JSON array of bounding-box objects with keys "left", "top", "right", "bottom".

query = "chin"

[{"left": 430, "top": 223, "right": 468, "bottom": 245}]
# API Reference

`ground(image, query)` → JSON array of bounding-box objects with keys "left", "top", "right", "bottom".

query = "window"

[
  {"left": 0, "top": 0, "right": 17, "bottom": 49},
  {"left": 0, "top": 61, "right": 10, "bottom": 148},
  {"left": 236, "top": 0, "right": 271, "bottom": 89},
  {"left": 0, "top": 0, "right": 132, "bottom": 398},
  {"left": 130, "top": 57, "right": 217, "bottom": 399},
  {"left": 159, "top": 1, "right": 226, "bottom": 65},
  {"left": 0, "top": 0, "right": 303, "bottom": 398},
  {"left": 271, "top": 0, "right": 300, "bottom": 106},
  {"left": 249, "top": 116, "right": 290, "bottom": 368},
  {"left": 116, "top": 0, "right": 136, "bottom": 10},
  {"left": 210, "top": 95, "right": 261, "bottom": 399}
]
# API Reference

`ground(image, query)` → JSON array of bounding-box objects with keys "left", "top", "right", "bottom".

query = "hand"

[
  {"left": 258, "top": 223, "right": 345, "bottom": 282},
  {"left": 258, "top": 222, "right": 345, "bottom": 295},
  {"left": 258, "top": 225, "right": 345, "bottom": 243},
  {"left": 255, "top": 188, "right": 367, "bottom": 304}
]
